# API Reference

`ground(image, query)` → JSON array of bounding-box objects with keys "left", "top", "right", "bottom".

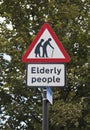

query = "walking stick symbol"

[{"left": 51, "top": 48, "right": 54, "bottom": 57}]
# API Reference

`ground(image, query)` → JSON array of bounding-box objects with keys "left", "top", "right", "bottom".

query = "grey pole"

[{"left": 42, "top": 88, "right": 48, "bottom": 130}]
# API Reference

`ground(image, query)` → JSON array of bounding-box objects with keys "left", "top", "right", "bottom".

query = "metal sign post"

[{"left": 42, "top": 88, "right": 49, "bottom": 130}]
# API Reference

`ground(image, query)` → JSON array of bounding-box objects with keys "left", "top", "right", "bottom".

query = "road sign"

[
  {"left": 27, "top": 64, "right": 65, "bottom": 87},
  {"left": 46, "top": 87, "right": 53, "bottom": 104},
  {"left": 22, "top": 23, "right": 70, "bottom": 63}
]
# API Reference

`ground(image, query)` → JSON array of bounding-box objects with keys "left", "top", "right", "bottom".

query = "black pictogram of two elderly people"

[{"left": 35, "top": 38, "right": 54, "bottom": 58}]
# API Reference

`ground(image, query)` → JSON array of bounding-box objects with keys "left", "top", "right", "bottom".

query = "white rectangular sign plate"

[{"left": 27, "top": 64, "right": 65, "bottom": 87}]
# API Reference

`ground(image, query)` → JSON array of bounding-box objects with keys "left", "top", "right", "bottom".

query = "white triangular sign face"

[
  {"left": 22, "top": 23, "right": 70, "bottom": 63},
  {"left": 27, "top": 29, "right": 65, "bottom": 59}
]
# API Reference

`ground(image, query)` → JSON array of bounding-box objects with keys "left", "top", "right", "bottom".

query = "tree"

[{"left": 0, "top": 0, "right": 90, "bottom": 130}]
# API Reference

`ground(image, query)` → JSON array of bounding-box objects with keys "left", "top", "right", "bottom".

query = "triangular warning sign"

[{"left": 22, "top": 23, "right": 70, "bottom": 63}]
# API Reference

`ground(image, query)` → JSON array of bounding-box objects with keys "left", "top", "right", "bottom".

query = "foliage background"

[{"left": 0, "top": 0, "right": 90, "bottom": 130}]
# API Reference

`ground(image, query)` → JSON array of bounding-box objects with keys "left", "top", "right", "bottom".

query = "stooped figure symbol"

[
  {"left": 35, "top": 38, "right": 54, "bottom": 58},
  {"left": 42, "top": 38, "right": 54, "bottom": 57}
]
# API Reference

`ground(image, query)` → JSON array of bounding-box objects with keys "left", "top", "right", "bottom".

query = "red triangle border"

[{"left": 21, "top": 23, "right": 70, "bottom": 63}]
